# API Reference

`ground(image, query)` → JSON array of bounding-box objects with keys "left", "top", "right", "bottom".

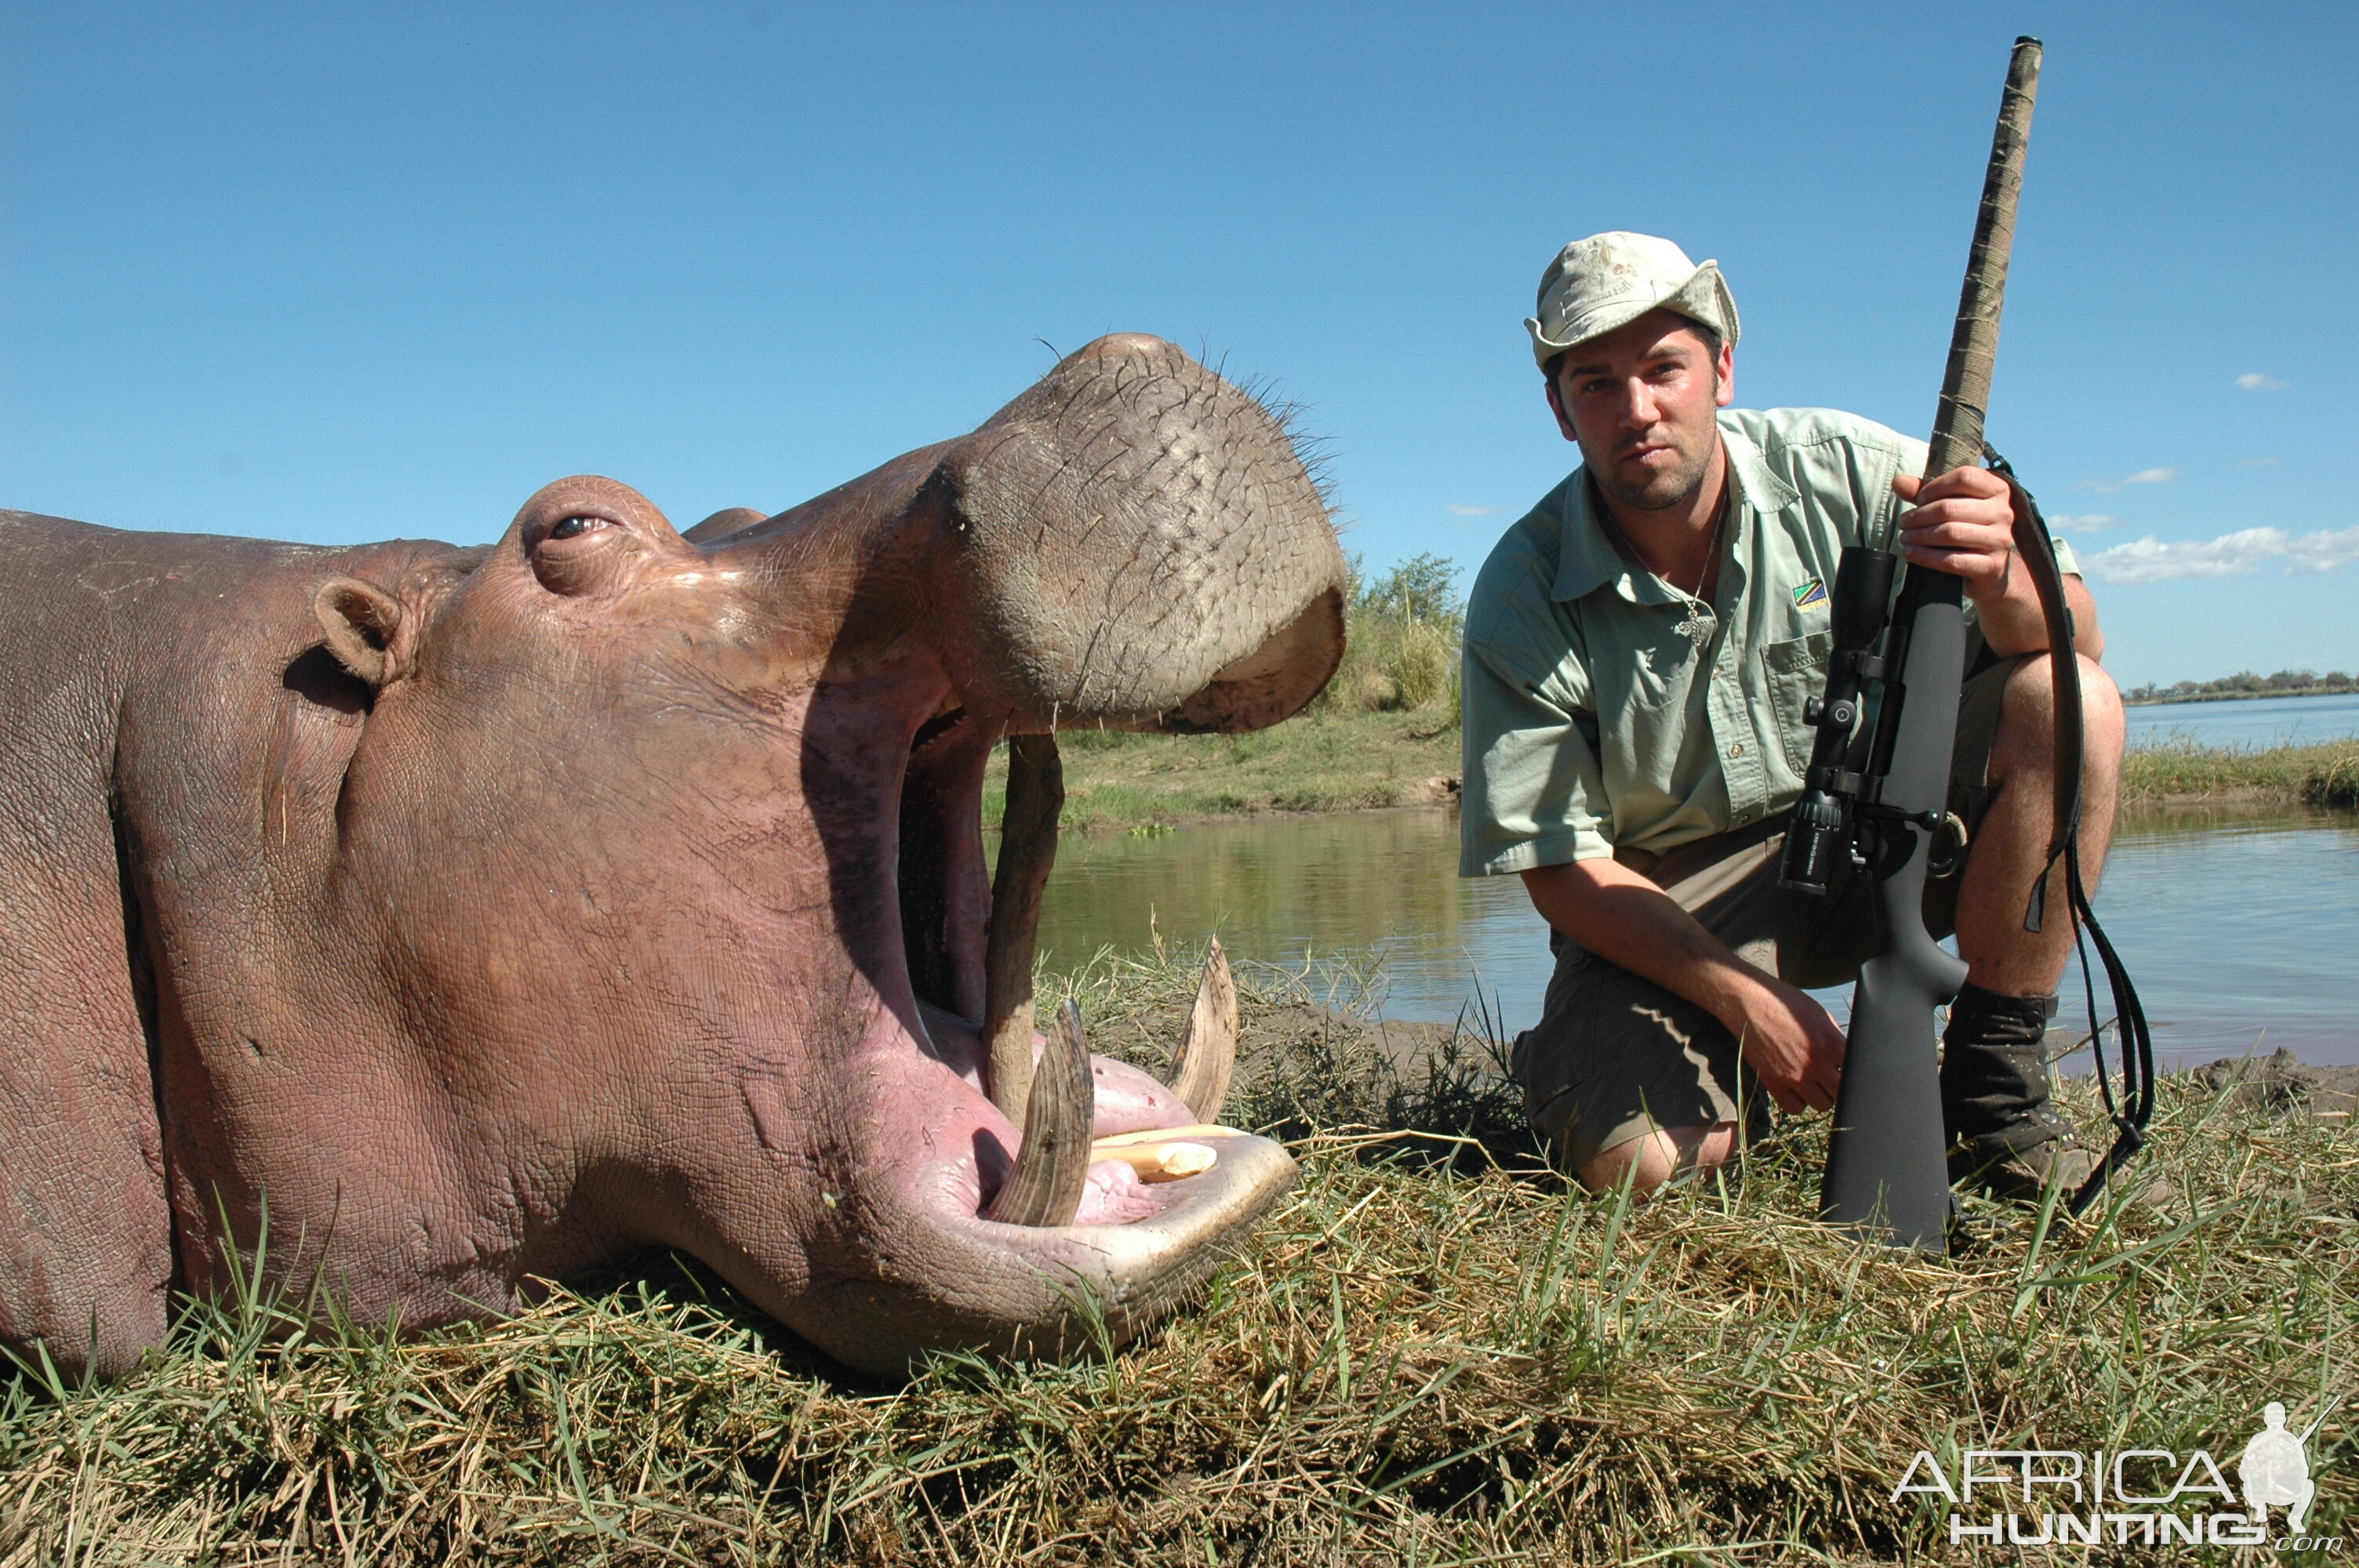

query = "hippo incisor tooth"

[
  {"left": 983, "top": 731, "right": 1063, "bottom": 1120},
  {"left": 1166, "top": 938, "right": 1239, "bottom": 1123},
  {"left": 1094, "top": 1140, "right": 1218, "bottom": 1182},
  {"left": 984, "top": 996, "right": 1093, "bottom": 1227}
]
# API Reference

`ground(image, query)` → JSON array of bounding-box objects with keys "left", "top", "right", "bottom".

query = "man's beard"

[{"left": 1580, "top": 427, "right": 1716, "bottom": 514}]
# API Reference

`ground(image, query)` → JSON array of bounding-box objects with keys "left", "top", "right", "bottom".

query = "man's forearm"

[
  {"left": 1972, "top": 571, "right": 2104, "bottom": 662},
  {"left": 1518, "top": 858, "right": 1776, "bottom": 1033},
  {"left": 1894, "top": 467, "right": 2104, "bottom": 662}
]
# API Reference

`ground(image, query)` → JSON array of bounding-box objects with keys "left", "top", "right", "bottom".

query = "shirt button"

[{"left": 1728, "top": 742, "right": 1744, "bottom": 759}]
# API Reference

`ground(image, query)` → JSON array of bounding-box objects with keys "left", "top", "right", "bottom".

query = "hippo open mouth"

[
  {"left": 824, "top": 711, "right": 1310, "bottom": 1368},
  {"left": 645, "top": 332, "right": 1347, "bottom": 1371},
  {"left": 893, "top": 706, "right": 1261, "bottom": 1227}
]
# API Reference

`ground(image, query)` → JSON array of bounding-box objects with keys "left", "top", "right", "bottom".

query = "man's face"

[{"left": 1546, "top": 309, "right": 1736, "bottom": 513}]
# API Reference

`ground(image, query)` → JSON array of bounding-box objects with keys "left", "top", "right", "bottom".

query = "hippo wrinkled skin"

[{"left": 0, "top": 335, "right": 1347, "bottom": 1378}]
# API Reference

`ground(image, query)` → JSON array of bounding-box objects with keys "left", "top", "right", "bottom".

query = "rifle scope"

[{"left": 1776, "top": 545, "right": 1896, "bottom": 896}]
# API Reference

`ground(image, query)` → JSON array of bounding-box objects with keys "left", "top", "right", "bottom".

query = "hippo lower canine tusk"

[
  {"left": 1167, "top": 939, "right": 1240, "bottom": 1123},
  {"left": 985, "top": 997, "right": 1095, "bottom": 1226},
  {"left": 982, "top": 732, "right": 1063, "bottom": 1120}
]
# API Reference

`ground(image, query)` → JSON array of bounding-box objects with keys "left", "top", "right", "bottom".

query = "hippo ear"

[{"left": 313, "top": 576, "right": 412, "bottom": 688}]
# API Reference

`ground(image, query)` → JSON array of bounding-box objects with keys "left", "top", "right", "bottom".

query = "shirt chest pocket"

[
  {"left": 1622, "top": 632, "right": 1700, "bottom": 712},
  {"left": 1762, "top": 630, "right": 1834, "bottom": 772}
]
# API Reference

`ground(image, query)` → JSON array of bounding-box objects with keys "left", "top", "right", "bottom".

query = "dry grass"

[{"left": 4, "top": 947, "right": 2353, "bottom": 1563}]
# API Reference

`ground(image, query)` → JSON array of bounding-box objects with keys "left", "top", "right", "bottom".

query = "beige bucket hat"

[{"left": 1525, "top": 231, "right": 1740, "bottom": 369}]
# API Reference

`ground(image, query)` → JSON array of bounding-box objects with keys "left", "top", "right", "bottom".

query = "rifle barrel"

[{"left": 1927, "top": 37, "right": 2043, "bottom": 480}]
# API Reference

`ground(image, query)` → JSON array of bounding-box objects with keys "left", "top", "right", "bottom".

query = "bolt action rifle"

[{"left": 1778, "top": 36, "right": 2154, "bottom": 1251}]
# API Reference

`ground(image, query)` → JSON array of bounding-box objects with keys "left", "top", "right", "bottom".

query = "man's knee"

[
  {"left": 1994, "top": 652, "right": 2125, "bottom": 774},
  {"left": 1576, "top": 1122, "right": 1738, "bottom": 1196}
]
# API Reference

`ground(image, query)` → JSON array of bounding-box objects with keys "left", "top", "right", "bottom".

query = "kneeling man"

[{"left": 1460, "top": 232, "right": 2123, "bottom": 1200}]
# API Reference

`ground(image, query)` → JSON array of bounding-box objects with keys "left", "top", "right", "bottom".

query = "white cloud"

[
  {"left": 2045, "top": 513, "right": 2120, "bottom": 533},
  {"left": 2077, "top": 466, "right": 2179, "bottom": 494},
  {"left": 2081, "top": 524, "right": 2359, "bottom": 585},
  {"left": 2081, "top": 528, "right": 2288, "bottom": 584},
  {"left": 2285, "top": 525, "right": 2359, "bottom": 573},
  {"left": 2235, "top": 372, "right": 2288, "bottom": 391},
  {"left": 1445, "top": 503, "right": 1499, "bottom": 517},
  {"left": 2239, "top": 456, "right": 2280, "bottom": 468}
]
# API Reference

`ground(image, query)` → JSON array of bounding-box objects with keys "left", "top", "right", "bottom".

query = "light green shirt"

[{"left": 1458, "top": 407, "right": 2077, "bottom": 877}]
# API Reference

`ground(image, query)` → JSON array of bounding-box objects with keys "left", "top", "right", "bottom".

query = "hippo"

[{"left": 0, "top": 335, "right": 1347, "bottom": 1379}]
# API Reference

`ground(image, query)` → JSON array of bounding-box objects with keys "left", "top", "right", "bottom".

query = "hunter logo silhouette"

[{"left": 2240, "top": 1400, "right": 2330, "bottom": 1533}]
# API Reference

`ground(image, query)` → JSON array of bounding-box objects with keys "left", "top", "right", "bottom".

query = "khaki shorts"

[{"left": 1510, "top": 655, "right": 2020, "bottom": 1172}]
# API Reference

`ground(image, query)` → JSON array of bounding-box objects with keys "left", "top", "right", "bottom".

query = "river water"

[
  {"left": 1032, "top": 694, "right": 2359, "bottom": 1070},
  {"left": 2124, "top": 691, "right": 2359, "bottom": 749}
]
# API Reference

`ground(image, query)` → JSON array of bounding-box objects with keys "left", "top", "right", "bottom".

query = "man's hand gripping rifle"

[{"left": 1778, "top": 37, "right": 2154, "bottom": 1252}]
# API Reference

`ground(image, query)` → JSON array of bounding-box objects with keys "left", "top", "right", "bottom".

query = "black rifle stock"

[{"left": 1780, "top": 37, "right": 2044, "bottom": 1251}]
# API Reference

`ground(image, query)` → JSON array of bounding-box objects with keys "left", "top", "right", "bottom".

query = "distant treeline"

[{"left": 2123, "top": 668, "right": 2359, "bottom": 706}]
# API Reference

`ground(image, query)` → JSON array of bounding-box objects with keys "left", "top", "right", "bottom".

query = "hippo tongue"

[{"left": 981, "top": 732, "right": 1062, "bottom": 1119}]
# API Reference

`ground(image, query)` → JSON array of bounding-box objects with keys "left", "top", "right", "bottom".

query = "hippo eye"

[{"left": 547, "top": 515, "right": 612, "bottom": 542}]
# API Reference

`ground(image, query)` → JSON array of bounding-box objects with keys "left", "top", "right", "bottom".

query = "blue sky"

[{"left": 5, "top": 1, "right": 2353, "bottom": 688}]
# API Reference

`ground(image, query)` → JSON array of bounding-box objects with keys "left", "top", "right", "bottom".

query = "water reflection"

[
  {"left": 2057, "top": 808, "right": 2359, "bottom": 1067},
  {"left": 1033, "top": 810, "right": 1538, "bottom": 1020},
  {"left": 1031, "top": 806, "right": 2359, "bottom": 1069}
]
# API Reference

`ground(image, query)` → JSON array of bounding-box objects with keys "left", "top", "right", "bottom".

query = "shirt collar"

[{"left": 1548, "top": 414, "right": 1800, "bottom": 603}]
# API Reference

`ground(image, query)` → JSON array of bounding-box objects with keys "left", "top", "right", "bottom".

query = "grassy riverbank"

[
  {"left": 984, "top": 712, "right": 1465, "bottom": 833},
  {"left": 2122, "top": 737, "right": 2359, "bottom": 811},
  {"left": 4, "top": 946, "right": 2352, "bottom": 1564},
  {"left": 987, "top": 712, "right": 2359, "bottom": 829}
]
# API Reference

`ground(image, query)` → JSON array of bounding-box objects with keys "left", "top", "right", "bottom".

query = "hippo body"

[{"left": 0, "top": 336, "right": 1347, "bottom": 1377}]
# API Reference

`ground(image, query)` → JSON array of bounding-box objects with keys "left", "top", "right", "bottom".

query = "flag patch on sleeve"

[{"left": 1794, "top": 577, "right": 1827, "bottom": 609}]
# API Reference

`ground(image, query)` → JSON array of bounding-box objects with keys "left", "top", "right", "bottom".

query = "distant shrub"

[
  {"left": 1392, "top": 619, "right": 1453, "bottom": 710},
  {"left": 1332, "top": 659, "right": 1401, "bottom": 712},
  {"left": 1314, "top": 551, "right": 1466, "bottom": 714}
]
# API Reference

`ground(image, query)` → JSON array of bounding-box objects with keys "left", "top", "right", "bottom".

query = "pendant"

[{"left": 1674, "top": 601, "right": 1716, "bottom": 648}]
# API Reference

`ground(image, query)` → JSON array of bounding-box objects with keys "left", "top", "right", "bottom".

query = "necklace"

[
  {"left": 1671, "top": 595, "right": 1717, "bottom": 651},
  {"left": 1600, "top": 497, "right": 1728, "bottom": 649}
]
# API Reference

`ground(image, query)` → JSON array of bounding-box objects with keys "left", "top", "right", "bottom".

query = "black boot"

[{"left": 1940, "top": 983, "right": 2093, "bottom": 1202}]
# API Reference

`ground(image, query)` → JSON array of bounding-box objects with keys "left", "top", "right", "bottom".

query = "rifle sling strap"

[
  {"left": 1983, "top": 447, "right": 2081, "bottom": 934},
  {"left": 1982, "top": 444, "right": 2156, "bottom": 1214}
]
